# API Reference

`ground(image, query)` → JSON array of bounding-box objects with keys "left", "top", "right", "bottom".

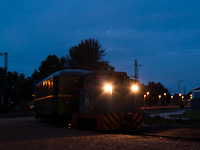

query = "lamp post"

[
  {"left": 144, "top": 95, "right": 146, "bottom": 109},
  {"left": 164, "top": 93, "right": 166, "bottom": 106},
  {"left": 178, "top": 93, "right": 182, "bottom": 107},
  {"left": 171, "top": 95, "right": 173, "bottom": 106},
  {"left": 146, "top": 92, "right": 149, "bottom": 107},
  {"left": 182, "top": 96, "right": 184, "bottom": 106},
  {"left": 158, "top": 95, "right": 161, "bottom": 106}
]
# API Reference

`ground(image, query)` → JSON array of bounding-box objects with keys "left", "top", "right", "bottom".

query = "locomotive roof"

[
  {"left": 35, "top": 69, "right": 127, "bottom": 86},
  {"left": 35, "top": 69, "right": 91, "bottom": 86},
  {"left": 52, "top": 69, "right": 91, "bottom": 77},
  {"left": 92, "top": 71, "right": 127, "bottom": 76}
]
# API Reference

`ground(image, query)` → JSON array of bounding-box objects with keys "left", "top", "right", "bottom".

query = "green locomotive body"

[{"left": 34, "top": 69, "right": 142, "bottom": 130}]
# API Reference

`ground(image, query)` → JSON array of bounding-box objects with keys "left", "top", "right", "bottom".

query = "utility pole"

[
  {"left": 4, "top": 52, "right": 8, "bottom": 109},
  {"left": 134, "top": 60, "right": 138, "bottom": 82},
  {"left": 184, "top": 87, "right": 185, "bottom": 96},
  {"left": 5, "top": 52, "right": 8, "bottom": 76}
]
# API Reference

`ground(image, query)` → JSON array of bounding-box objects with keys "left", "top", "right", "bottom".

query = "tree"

[
  {"left": 37, "top": 55, "right": 62, "bottom": 81},
  {"left": 66, "top": 38, "right": 114, "bottom": 71},
  {"left": 32, "top": 69, "right": 40, "bottom": 85},
  {"left": 142, "top": 81, "right": 170, "bottom": 106},
  {"left": 60, "top": 56, "right": 67, "bottom": 69},
  {"left": 0, "top": 71, "right": 35, "bottom": 111}
]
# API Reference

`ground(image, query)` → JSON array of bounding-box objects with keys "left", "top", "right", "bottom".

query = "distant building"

[
  {"left": 0, "top": 89, "right": 5, "bottom": 110},
  {"left": 192, "top": 86, "right": 200, "bottom": 98},
  {"left": 191, "top": 87, "right": 200, "bottom": 109}
]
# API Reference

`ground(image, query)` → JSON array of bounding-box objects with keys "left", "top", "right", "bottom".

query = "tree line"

[
  {"left": 0, "top": 38, "right": 190, "bottom": 111},
  {"left": 0, "top": 38, "right": 115, "bottom": 110},
  {"left": 32, "top": 38, "right": 114, "bottom": 84}
]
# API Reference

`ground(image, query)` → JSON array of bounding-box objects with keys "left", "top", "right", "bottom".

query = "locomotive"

[{"left": 34, "top": 69, "right": 142, "bottom": 130}]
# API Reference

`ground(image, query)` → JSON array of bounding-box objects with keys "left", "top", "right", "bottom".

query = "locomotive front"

[
  {"left": 73, "top": 71, "right": 143, "bottom": 130},
  {"left": 79, "top": 71, "right": 141, "bottom": 113}
]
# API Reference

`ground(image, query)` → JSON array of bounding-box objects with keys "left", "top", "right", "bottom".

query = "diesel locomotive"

[{"left": 34, "top": 69, "right": 143, "bottom": 130}]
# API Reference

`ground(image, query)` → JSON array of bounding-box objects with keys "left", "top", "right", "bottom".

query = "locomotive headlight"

[
  {"left": 104, "top": 84, "right": 112, "bottom": 94},
  {"left": 131, "top": 85, "right": 138, "bottom": 92}
]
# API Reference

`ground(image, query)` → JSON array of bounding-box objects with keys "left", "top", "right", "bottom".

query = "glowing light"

[
  {"left": 104, "top": 84, "right": 112, "bottom": 94},
  {"left": 164, "top": 93, "right": 166, "bottom": 96},
  {"left": 147, "top": 92, "right": 149, "bottom": 95},
  {"left": 132, "top": 85, "right": 138, "bottom": 92},
  {"left": 179, "top": 93, "right": 182, "bottom": 96},
  {"left": 144, "top": 95, "right": 146, "bottom": 98},
  {"left": 171, "top": 95, "right": 173, "bottom": 99},
  {"left": 190, "top": 94, "right": 193, "bottom": 99},
  {"left": 159, "top": 95, "right": 161, "bottom": 99}
]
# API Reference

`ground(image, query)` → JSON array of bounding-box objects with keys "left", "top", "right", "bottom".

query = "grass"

[
  {"left": 172, "top": 109, "right": 200, "bottom": 121},
  {"left": 143, "top": 109, "right": 200, "bottom": 127}
]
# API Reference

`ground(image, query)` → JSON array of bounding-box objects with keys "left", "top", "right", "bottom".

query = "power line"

[{"left": 118, "top": 64, "right": 135, "bottom": 71}]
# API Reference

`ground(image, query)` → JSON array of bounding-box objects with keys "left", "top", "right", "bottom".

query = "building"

[
  {"left": 191, "top": 86, "right": 200, "bottom": 109},
  {"left": 0, "top": 89, "right": 5, "bottom": 111}
]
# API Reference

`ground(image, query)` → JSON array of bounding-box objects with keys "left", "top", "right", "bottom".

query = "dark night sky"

[{"left": 0, "top": 0, "right": 200, "bottom": 94}]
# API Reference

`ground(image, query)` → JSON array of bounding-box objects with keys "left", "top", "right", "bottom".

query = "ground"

[{"left": 0, "top": 115, "right": 200, "bottom": 150}]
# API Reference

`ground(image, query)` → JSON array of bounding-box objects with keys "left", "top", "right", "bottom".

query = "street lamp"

[
  {"left": 144, "top": 95, "right": 146, "bottom": 109},
  {"left": 164, "top": 93, "right": 166, "bottom": 106},
  {"left": 171, "top": 95, "right": 173, "bottom": 105},
  {"left": 182, "top": 96, "right": 184, "bottom": 106},
  {"left": 178, "top": 93, "right": 182, "bottom": 107},
  {"left": 158, "top": 95, "right": 161, "bottom": 106},
  {"left": 190, "top": 94, "right": 192, "bottom": 99},
  {"left": 147, "top": 92, "right": 149, "bottom": 107}
]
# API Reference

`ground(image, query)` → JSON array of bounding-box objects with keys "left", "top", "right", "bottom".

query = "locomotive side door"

[{"left": 79, "top": 74, "right": 91, "bottom": 113}]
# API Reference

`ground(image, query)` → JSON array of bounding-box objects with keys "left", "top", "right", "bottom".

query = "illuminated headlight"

[
  {"left": 104, "top": 84, "right": 112, "bottom": 94},
  {"left": 131, "top": 85, "right": 138, "bottom": 92}
]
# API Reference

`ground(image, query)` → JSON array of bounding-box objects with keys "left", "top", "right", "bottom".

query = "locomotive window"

[
  {"left": 50, "top": 80, "right": 53, "bottom": 94},
  {"left": 112, "top": 76, "right": 124, "bottom": 86},
  {"left": 74, "top": 77, "right": 81, "bottom": 88},
  {"left": 40, "top": 84, "right": 42, "bottom": 97},
  {"left": 97, "top": 75, "right": 108, "bottom": 84},
  {"left": 43, "top": 84, "right": 45, "bottom": 96}
]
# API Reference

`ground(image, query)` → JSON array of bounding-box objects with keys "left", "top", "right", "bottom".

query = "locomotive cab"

[{"left": 79, "top": 71, "right": 140, "bottom": 114}]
